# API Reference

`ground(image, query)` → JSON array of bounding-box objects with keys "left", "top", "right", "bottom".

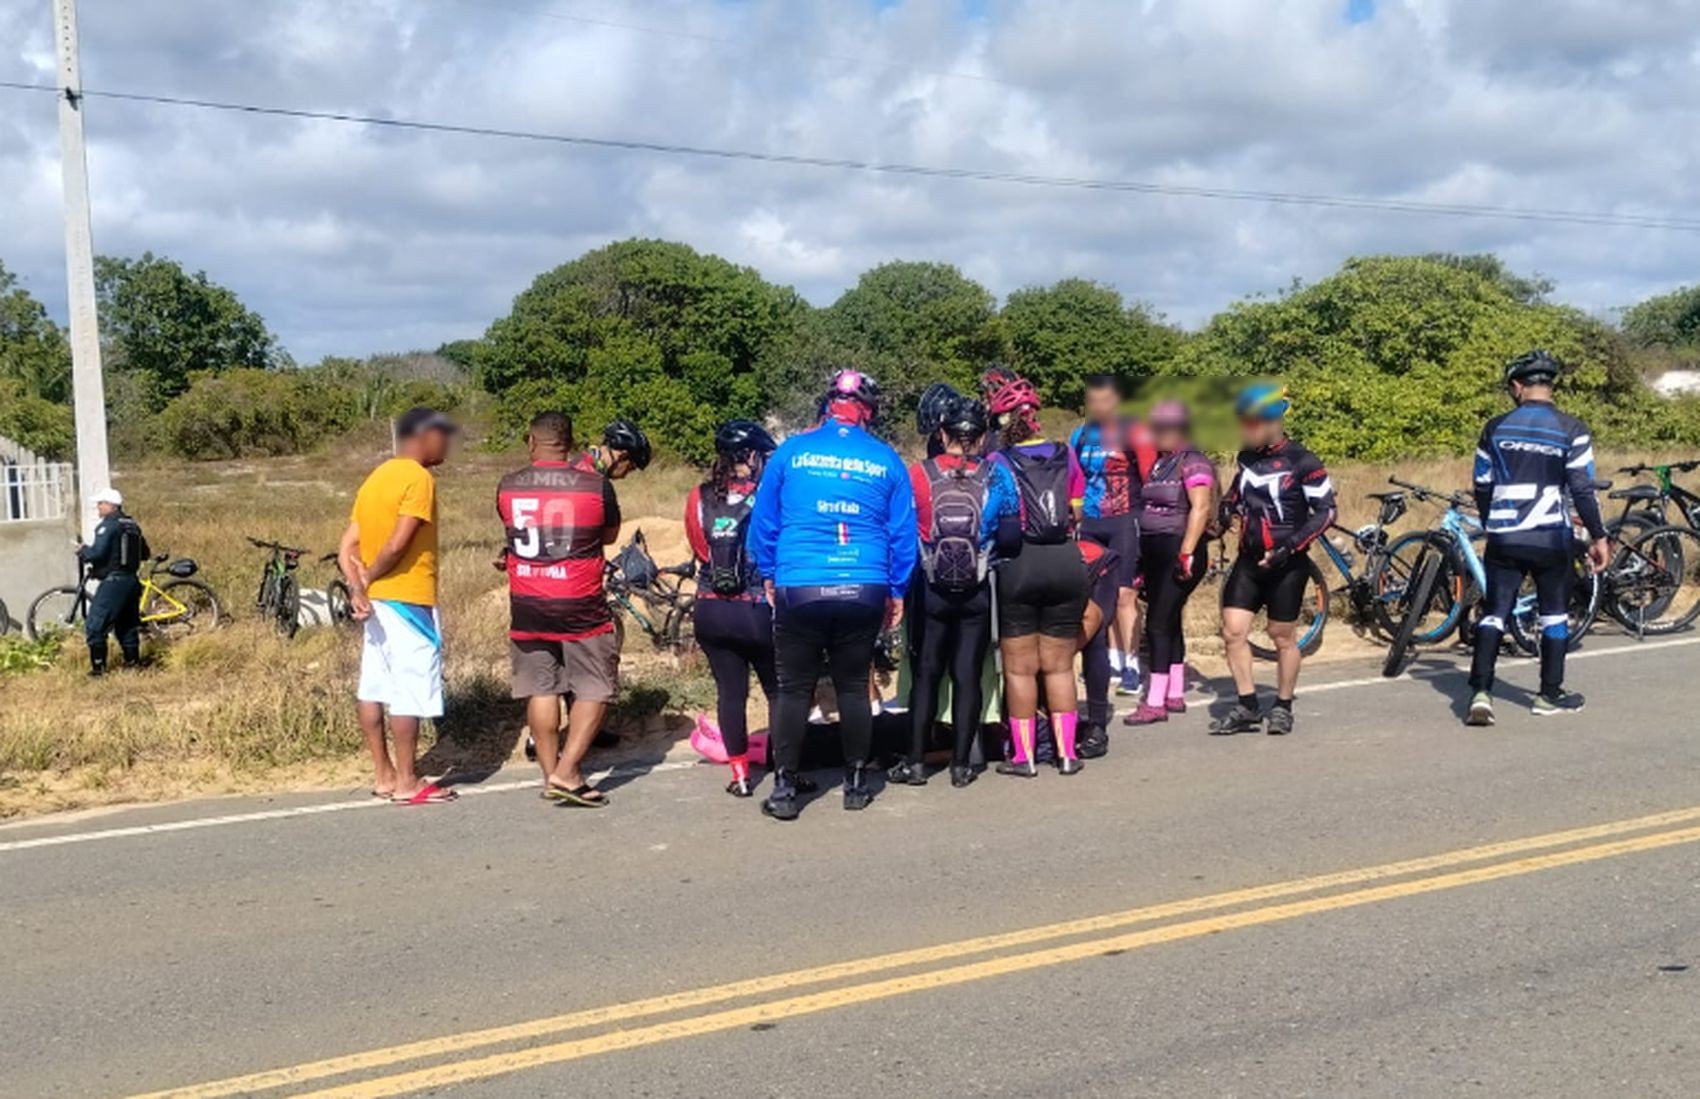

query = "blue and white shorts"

[{"left": 357, "top": 600, "right": 444, "bottom": 718}]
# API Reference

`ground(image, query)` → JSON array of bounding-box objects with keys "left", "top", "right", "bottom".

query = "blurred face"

[
  {"left": 1084, "top": 384, "right": 1120, "bottom": 424},
  {"left": 1152, "top": 423, "right": 1187, "bottom": 453},
  {"left": 415, "top": 427, "right": 453, "bottom": 467},
  {"left": 96, "top": 502, "right": 117, "bottom": 518},
  {"left": 1238, "top": 416, "right": 1281, "bottom": 449},
  {"left": 606, "top": 451, "right": 635, "bottom": 480}
]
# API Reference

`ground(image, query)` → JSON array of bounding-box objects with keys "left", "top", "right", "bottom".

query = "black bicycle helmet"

[
  {"left": 1504, "top": 349, "right": 1561, "bottom": 388},
  {"left": 916, "top": 382, "right": 964, "bottom": 437},
  {"left": 825, "top": 368, "right": 881, "bottom": 421},
  {"left": 714, "top": 418, "right": 776, "bottom": 458},
  {"left": 603, "top": 419, "right": 652, "bottom": 470},
  {"left": 940, "top": 397, "right": 989, "bottom": 441}
]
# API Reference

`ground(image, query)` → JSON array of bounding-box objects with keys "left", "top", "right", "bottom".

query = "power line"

[{"left": 4, "top": 78, "right": 1699, "bottom": 233}]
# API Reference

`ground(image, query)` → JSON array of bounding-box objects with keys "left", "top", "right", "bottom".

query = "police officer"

[
  {"left": 1466, "top": 350, "right": 1611, "bottom": 724},
  {"left": 79, "top": 488, "right": 150, "bottom": 676}
]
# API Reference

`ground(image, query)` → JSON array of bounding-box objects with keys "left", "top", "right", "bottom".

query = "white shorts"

[{"left": 357, "top": 600, "right": 444, "bottom": 718}]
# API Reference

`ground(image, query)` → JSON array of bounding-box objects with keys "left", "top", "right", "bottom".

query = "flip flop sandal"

[
  {"left": 390, "top": 783, "right": 458, "bottom": 805},
  {"left": 545, "top": 783, "right": 608, "bottom": 809}
]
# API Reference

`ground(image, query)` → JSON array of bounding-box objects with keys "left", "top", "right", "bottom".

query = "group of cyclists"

[{"left": 333, "top": 347, "right": 1603, "bottom": 813}]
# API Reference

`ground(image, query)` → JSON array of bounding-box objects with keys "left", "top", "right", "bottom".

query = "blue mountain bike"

[{"left": 1381, "top": 479, "right": 1602, "bottom": 677}]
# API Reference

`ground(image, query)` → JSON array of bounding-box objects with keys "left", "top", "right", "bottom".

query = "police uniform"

[{"left": 79, "top": 508, "right": 150, "bottom": 672}]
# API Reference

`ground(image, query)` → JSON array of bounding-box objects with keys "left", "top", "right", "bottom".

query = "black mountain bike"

[
  {"left": 1605, "top": 460, "right": 1700, "bottom": 538},
  {"left": 604, "top": 529, "right": 697, "bottom": 655},
  {"left": 248, "top": 537, "right": 306, "bottom": 638}
]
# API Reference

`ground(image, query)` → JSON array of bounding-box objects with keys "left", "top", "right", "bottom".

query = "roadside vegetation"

[{"left": 3, "top": 242, "right": 1699, "bottom": 818}]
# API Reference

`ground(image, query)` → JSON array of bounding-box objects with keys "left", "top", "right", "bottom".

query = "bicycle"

[
  {"left": 1606, "top": 459, "right": 1700, "bottom": 537},
  {"left": 604, "top": 529, "right": 697, "bottom": 655},
  {"left": 26, "top": 553, "right": 223, "bottom": 642},
  {"left": 248, "top": 537, "right": 307, "bottom": 638},
  {"left": 1593, "top": 520, "right": 1700, "bottom": 638},
  {"left": 0, "top": 596, "right": 11, "bottom": 635},
  {"left": 321, "top": 553, "right": 355, "bottom": 627},
  {"left": 1382, "top": 480, "right": 1602, "bottom": 677}
]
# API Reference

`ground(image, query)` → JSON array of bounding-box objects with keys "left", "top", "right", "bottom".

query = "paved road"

[{"left": 4, "top": 638, "right": 1699, "bottom": 1098}]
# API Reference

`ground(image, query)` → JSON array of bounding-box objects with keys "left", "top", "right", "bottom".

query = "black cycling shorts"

[
  {"left": 1222, "top": 553, "right": 1311, "bottom": 623},
  {"left": 1079, "top": 515, "right": 1140, "bottom": 589},
  {"left": 996, "top": 540, "right": 1088, "bottom": 640}
]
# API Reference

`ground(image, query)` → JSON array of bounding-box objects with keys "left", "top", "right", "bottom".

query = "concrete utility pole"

[{"left": 53, "top": 0, "right": 111, "bottom": 539}]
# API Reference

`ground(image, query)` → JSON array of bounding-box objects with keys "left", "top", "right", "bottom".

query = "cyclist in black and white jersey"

[{"left": 1466, "top": 350, "right": 1611, "bottom": 724}]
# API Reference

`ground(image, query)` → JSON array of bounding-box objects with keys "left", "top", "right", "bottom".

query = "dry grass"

[{"left": 0, "top": 423, "right": 1688, "bottom": 820}]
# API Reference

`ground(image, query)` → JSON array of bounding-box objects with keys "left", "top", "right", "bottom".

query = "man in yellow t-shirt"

[{"left": 337, "top": 407, "right": 457, "bottom": 805}]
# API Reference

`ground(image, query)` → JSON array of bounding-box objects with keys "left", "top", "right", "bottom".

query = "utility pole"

[{"left": 53, "top": 0, "right": 111, "bottom": 539}]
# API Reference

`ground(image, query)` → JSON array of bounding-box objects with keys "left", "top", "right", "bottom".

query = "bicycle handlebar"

[
  {"left": 1619, "top": 460, "right": 1700, "bottom": 475},
  {"left": 247, "top": 536, "right": 309, "bottom": 555},
  {"left": 1387, "top": 476, "right": 1472, "bottom": 510}
]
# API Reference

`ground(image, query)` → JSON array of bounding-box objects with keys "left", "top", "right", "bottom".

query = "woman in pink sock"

[
  {"left": 983, "top": 370, "right": 1090, "bottom": 776},
  {"left": 1126, "top": 401, "right": 1217, "bottom": 726}
]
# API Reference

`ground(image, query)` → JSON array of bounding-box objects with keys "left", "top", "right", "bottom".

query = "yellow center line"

[
  {"left": 127, "top": 804, "right": 1700, "bottom": 1099},
  {"left": 295, "top": 822, "right": 1700, "bottom": 1099}
]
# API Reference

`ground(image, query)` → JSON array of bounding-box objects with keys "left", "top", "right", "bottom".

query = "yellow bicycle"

[{"left": 25, "top": 554, "right": 223, "bottom": 642}]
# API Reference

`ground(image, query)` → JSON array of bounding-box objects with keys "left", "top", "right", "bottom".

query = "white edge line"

[
  {"left": 5, "top": 637, "right": 1696, "bottom": 854},
  {"left": 0, "top": 759, "right": 700, "bottom": 853}
]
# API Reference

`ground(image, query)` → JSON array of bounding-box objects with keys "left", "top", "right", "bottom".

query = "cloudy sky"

[{"left": 2, "top": 0, "right": 1697, "bottom": 362}]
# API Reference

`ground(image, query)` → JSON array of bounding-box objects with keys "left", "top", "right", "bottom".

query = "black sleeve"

[
  {"left": 602, "top": 478, "right": 622, "bottom": 535},
  {"left": 1286, "top": 451, "right": 1336, "bottom": 553}
]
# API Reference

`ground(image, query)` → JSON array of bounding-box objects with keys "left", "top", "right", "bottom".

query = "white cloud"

[{"left": 0, "top": 0, "right": 1696, "bottom": 361}]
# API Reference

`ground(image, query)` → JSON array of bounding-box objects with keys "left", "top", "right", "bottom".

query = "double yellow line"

[{"left": 134, "top": 806, "right": 1700, "bottom": 1099}]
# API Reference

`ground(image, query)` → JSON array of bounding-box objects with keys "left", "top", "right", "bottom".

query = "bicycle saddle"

[
  {"left": 1609, "top": 485, "right": 1662, "bottom": 502},
  {"left": 1592, "top": 480, "right": 1613, "bottom": 492}
]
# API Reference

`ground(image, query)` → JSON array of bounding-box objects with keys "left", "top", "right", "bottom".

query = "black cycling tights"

[
  {"left": 907, "top": 581, "right": 992, "bottom": 767},
  {"left": 1469, "top": 542, "right": 1572, "bottom": 696},
  {"left": 1139, "top": 532, "right": 1205, "bottom": 672},
  {"left": 694, "top": 598, "right": 777, "bottom": 758},
  {"left": 770, "top": 587, "right": 886, "bottom": 772}
]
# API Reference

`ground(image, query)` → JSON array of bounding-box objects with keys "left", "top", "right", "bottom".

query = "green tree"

[
  {"left": 1174, "top": 255, "right": 1680, "bottom": 460},
  {"left": 1003, "top": 278, "right": 1180, "bottom": 408},
  {"left": 0, "top": 379, "right": 74, "bottom": 458},
  {"left": 1622, "top": 285, "right": 1700, "bottom": 348},
  {"left": 0, "top": 262, "right": 72, "bottom": 404},
  {"left": 95, "top": 252, "right": 278, "bottom": 404},
  {"left": 476, "top": 239, "right": 804, "bottom": 462},
  {"left": 824, "top": 261, "right": 1009, "bottom": 420}
]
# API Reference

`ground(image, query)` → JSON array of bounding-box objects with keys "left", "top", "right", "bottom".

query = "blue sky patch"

[{"left": 1346, "top": 0, "right": 1376, "bottom": 23}]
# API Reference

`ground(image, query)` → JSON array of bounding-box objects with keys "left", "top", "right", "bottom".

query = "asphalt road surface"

[{"left": 5, "top": 637, "right": 1700, "bottom": 1098}]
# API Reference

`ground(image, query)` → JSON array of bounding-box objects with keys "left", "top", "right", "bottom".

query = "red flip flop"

[{"left": 391, "top": 783, "right": 458, "bottom": 805}]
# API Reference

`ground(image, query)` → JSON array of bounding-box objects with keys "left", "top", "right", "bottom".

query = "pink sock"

[
  {"left": 1009, "top": 717, "right": 1035, "bottom": 764},
  {"left": 1144, "top": 672, "right": 1169, "bottom": 709},
  {"left": 1054, "top": 711, "right": 1079, "bottom": 760},
  {"left": 1169, "top": 665, "right": 1186, "bottom": 700}
]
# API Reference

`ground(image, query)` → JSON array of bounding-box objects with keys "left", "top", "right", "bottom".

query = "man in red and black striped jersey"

[{"left": 497, "top": 411, "right": 622, "bottom": 808}]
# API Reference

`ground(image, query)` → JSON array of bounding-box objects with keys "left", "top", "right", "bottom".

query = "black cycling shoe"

[
  {"left": 1208, "top": 703, "right": 1264, "bottom": 736},
  {"left": 842, "top": 761, "right": 873, "bottom": 811},
  {"left": 1077, "top": 724, "right": 1109, "bottom": 760},
  {"left": 760, "top": 770, "right": 801, "bottom": 820},
  {"left": 950, "top": 764, "right": 975, "bottom": 788},
  {"left": 1265, "top": 706, "right": 1295, "bottom": 736},
  {"left": 1056, "top": 756, "right": 1084, "bottom": 776},
  {"left": 726, "top": 777, "right": 753, "bottom": 798},
  {"left": 995, "top": 759, "right": 1039, "bottom": 778},
  {"left": 791, "top": 772, "right": 819, "bottom": 794},
  {"left": 887, "top": 760, "right": 928, "bottom": 786}
]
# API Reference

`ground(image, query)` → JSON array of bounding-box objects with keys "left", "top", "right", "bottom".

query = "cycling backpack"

[
  {"left": 920, "top": 458, "right": 989, "bottom": 593},
  {"left": 612, "top": 531, "right": 658, "bottom": 590},
  {"left": 700, "top": 488, "right": 756, "bottom": 596},
  {"left": 1005, "top": 445, "right": 1072, "bottom": 545}
]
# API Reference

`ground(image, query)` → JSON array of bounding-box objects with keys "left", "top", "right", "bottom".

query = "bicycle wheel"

[
  {"left": 1608, "top": 525, "right": 1700, "bottom": 636},
  {"left": 326, "top": 579, "right": 354, "bottom": 627},
  {"left": 1374, "top": 532, "right": 1465, "bottom": 645},
  {"left": 255, "top": 570, "right": 276, "bottom": 612},
  {"left": 1244, "top": 555, "right": 1328, "bottom": 661},
  {"left": 1383, "top": 540, "right": 1445, "bottom": 678},
  {"left": 663, "top": 595, "right": 697, "bottom": 655},
  {"left": 26, "top": 585, "right": 85, "bottom": 642},
  {"left": 0, "top": 597, "right": 10, "bottom": 635},
  {"left": 144, "top": 579, "right": 223, "bottom": 639},
  {"left": 276, "top": 575, "right": 301, "bottom": 638}
]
